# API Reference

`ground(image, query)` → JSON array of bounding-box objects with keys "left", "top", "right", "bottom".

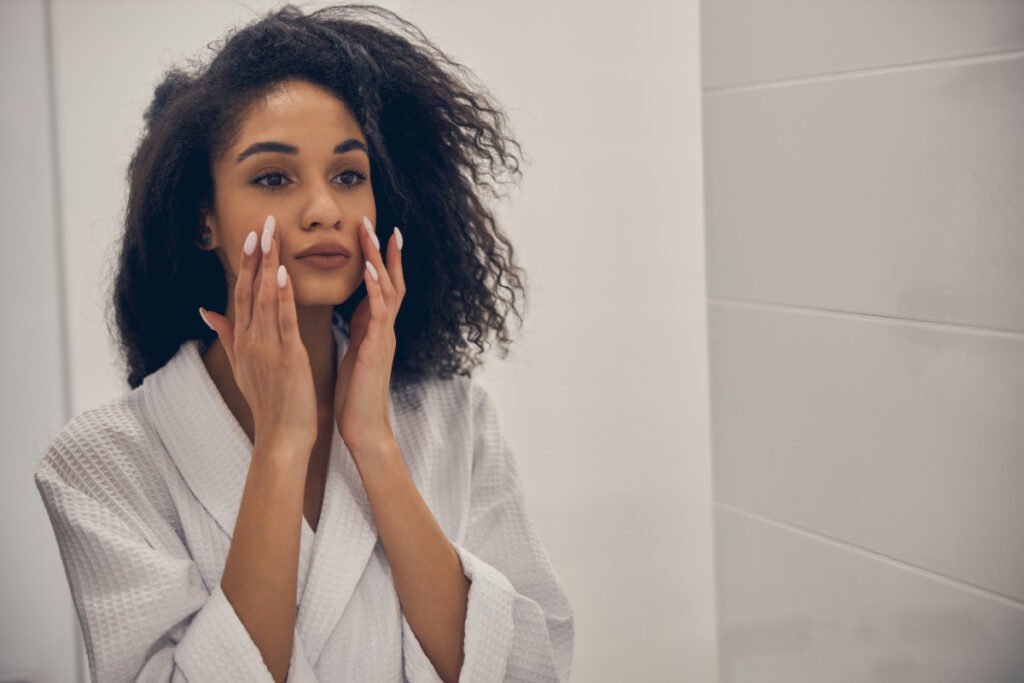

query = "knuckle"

[{"left": 260, "top": 269, "right": 275, "bottom": 290}]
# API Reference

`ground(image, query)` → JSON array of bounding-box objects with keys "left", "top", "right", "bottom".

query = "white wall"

[
  {"left": 0, "top": 1, "right": 80, "bottom": 681},
  {"left": 399, "top": 3, "right": 716, "bottom": 679},
  {"left": 3, "top": 1, "right": 716, "bottom": 680},
  {"left": 701, "top": 1, "right": 1024, "bottom": 681}
]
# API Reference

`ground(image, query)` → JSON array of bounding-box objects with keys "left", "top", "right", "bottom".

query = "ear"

[
  {"left": 197, "top": 206, "right": 219, "bottom": 250},
  {"left": 199, "top": 205, "right": 218, "bottom": 231}
]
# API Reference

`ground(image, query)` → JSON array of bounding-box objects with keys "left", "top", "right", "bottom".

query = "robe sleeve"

[
  {"left": 34, "top": 456, "right": 319, "bottom": 683},
  {"left": 402, "top": 382, "right": 575, "bottom": 683}
]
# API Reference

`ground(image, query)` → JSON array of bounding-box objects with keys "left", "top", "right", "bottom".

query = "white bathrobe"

[{"left": 34, "top": 317, "right": 574, "bottom": 682}]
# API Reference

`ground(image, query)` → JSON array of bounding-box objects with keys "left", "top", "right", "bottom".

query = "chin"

[{"left": 291, "top": 278, "right": 360, "bottom": 307}]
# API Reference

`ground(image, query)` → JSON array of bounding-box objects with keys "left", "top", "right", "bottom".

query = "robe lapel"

[
  {"left": 295, "top": 417, "right": 380, "bottom": 667},
  {"left": 144, "top": 312, "right": 381, "bottom": 669}
]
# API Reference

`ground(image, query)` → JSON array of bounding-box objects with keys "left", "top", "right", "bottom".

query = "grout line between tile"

[
  {"left": 707, "top": 296, "right": 1024, "bottom": 340},
  {"left": 703, "top": 48, "right": 1024, "bottom": 95},
  {"left": 42, "top": 1, "right": 83, "bottom": 681},
  {"left": 714, "top": 500, "right": 1024, "bottom": 610}
]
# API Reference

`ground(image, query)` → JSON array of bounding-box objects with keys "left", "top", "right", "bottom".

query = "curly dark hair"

[{"left": 109, "top": 2, "right": 528, "bottom": 390}]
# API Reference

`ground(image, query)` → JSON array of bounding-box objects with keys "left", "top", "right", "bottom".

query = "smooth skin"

[{"left": 197, "top": 79, "right": 468, "bottom": 683}]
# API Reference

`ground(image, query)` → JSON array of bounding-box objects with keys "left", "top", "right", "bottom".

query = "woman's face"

[{"left": 204, "top": 79, "right": 375, "bottom": 312}]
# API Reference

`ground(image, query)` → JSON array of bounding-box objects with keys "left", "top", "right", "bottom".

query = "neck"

[{"left": 294, "top": 304, "right": 338, "bottom": 409}]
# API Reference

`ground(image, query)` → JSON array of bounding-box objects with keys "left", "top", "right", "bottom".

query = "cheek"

[
  {"left": 219, "top": 218, "right": 262, "bottom": 267},
  {"left": 218, "top": 238, "right": 242, "bottom": 278},
  {"left": 213, "top": 194, "right": 263, "bottom": 254},
  {"left": 216, "top": 228, "right": 255, "bottom": 283},
  {"left": 215, "top": 249, "right": 240, "bottom": 290}
]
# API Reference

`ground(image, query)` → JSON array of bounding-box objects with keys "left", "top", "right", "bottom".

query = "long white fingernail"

[
  {"left": 277, "top": 264, "right": 287, "bottom": 288},
  {"left": 362, "top": 216, "right": 380, "bottom": 250},
  {"left": 365, "top": 260, "right": 378, "bottom": 281},
  {"left": 243, "top": 231, "right": 257, "bottom": 256},
  {"left": 198, "top": 307, "right": 214, "bottom": 330},
  {"left": 394, "top": 226, "right": 403, "bottom": 251},
  {"left": 262, "top": 225, "right": 273, "bottom": 254},
  {"left": 261, "top": 215, "right": 275, "bottom": 253}
]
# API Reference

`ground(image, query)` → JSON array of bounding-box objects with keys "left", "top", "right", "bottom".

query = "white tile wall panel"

[
  {"left": 702, "top": 0, "right": 1024, "bottom": 89},
  {"left": 0, "top": 0, "right": 79, "bottom": 681},
  {"left": 715, "top": 504, "right": 1024, "bottom": 683},
  {"left": 710, "top": 301, "right": 1024, "bottom": 601},
  {"left": 704, "top": 57, "right": 1024, "bottom": 333}
]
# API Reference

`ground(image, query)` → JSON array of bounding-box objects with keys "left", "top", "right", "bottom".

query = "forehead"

[{"left": 234, "top": 80, "right": 363, "bottom": 146}]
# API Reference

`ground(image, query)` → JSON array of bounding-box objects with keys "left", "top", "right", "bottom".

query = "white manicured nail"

[
  {"left": 243, "top": 231, "right": 257, "bottom": 256},
  {"left": 362, "top": 216, "right": 380, "bottom": 250},
  {"left": 261, "top": 215, "right": 276, "bottom": 254},
  {"left": 365, "top": 260, "right": 378, "bottom": 281},
  {"left": 394, "top": 226, "right": 403, "bottom": 250},
  {"left": 262, "top": 225, "right": 273, "bottom": 254},
  {"left": 198, "top": 308, "right": 214, "bottom": 330},
  {"left": 277, "top": 264, "right": 287, "bottom": 288}
]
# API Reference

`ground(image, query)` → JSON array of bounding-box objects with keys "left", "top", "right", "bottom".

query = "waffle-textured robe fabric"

[{"left": 34, "top": 318, "right": 574, "bottom": 682}]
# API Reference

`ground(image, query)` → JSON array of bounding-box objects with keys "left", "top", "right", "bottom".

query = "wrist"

[
  {"left": 252, "top": 434, "right": 313, "bottom": 464},
  {"left": 349, "top": 436, "right": 400, "bottom": 464}
]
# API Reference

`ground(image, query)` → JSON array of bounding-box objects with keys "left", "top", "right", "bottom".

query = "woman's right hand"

[{"left": 199, "top": 215, "right": 318, "bottom": 459}]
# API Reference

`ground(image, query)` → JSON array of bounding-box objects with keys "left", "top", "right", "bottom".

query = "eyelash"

[{"left": 250, "top": 168, "right": 368, "bottom": 191}]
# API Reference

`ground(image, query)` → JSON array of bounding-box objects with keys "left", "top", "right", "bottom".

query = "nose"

[{"left": 299, "top": 180, "right": 344, "bottom": 232}]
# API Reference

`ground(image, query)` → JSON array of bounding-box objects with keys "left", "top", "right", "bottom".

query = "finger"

[
  {"left": 277, "top": 263, "right": 298, "bottom": 345},
  {"left": 346, "top": 298, "right": 370, "bottom": 352},
  {"left": 250, "top": 237, "right": 265, "bottom": 320},
  {"left": 388, "top": 226, "right": 406, "bottom": 302},
  {"left": 363, "top": 259, "right": 387, "bottom": 326},
  {"left": 361, "top": 216, "right": 396, "bottom": 309},
  {"left": 251, "top": 215, "right": 275, "bottom": 318},
  {"left": 199, "top": 307, "right": 236, "bottom": 369},
  {"left": 234, "top": 230, "right": 260, "bottom": 331},
  {"left": 256, "top": 215, "right": 280, "bottom": 340}
]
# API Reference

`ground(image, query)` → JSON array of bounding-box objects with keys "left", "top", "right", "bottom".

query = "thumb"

[
  {"left": 198, "top": 307, "right": 236, "bottom": 367},
  {"left": 334, "top": 347, "right": 355, "bottom": 415},
  {"left": 349, "top": 298, "right": 371, "bottom": 349}
]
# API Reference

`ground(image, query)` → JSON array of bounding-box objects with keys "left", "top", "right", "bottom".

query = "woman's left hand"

[{"left": 334, "top": 216, "right": 405, "bottom": 458}]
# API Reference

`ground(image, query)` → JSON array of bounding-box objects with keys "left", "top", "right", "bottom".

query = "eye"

[
  {"left": 250, "top": 168, "right": 369, "bottom": 191},
  {"left": 251, "top": 170, "right": 290, "bottom": 189},
  {"left": 336, "top": 169, "right": 368, "bottom": 187}
]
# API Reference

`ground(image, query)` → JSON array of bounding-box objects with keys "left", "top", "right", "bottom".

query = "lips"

[{"left": 295, "top": 243, "right": 353, "bottom": 259}]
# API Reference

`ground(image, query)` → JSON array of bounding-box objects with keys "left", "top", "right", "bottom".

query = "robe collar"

[{"left": 143, "top": 310, "right": 381, "bottom": 668}]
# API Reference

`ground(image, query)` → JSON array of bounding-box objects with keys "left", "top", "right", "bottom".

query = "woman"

[{"left": 33, "top": 4, "right": 574, "bottom": 682}]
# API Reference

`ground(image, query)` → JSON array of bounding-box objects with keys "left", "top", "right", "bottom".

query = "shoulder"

[
  {"left": 393, "top": 374, "right": 513, "bottom": 531},
  {"left": 34, "top": 386, "right": 168, "bottom": 512},
  {"left": 390, "top": 374, "right": 506, "bottom": 486},
  {"left": 397, "top": 374, "right": 510, "bottom": 480},
  {"left": 394, "top": 372, "right": 497, "bottom": 433}
]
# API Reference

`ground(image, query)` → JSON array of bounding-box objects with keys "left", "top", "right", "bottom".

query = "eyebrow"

[{"left": 235, "top": 139, "right": 368, "bottom": 164}]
